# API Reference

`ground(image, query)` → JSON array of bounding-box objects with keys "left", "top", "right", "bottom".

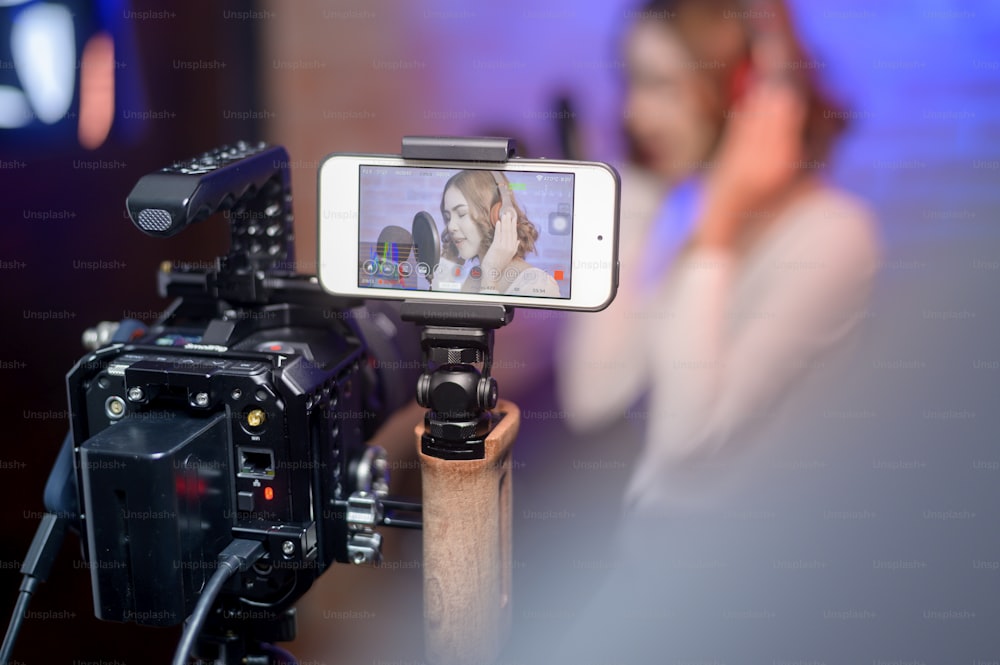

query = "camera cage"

[{"left": 2, "top": 137, "right": 524, "bottom": 665}]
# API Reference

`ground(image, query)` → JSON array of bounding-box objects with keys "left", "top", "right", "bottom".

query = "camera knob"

[
  {"left": 355, "top": 446, "right": 389, "bottom": 498},
  {"left": 477, "top": 376, "right": 498, "bottom": 410},
  {"left": 415, "top": 372, "right": 433, "bottom": 408}
]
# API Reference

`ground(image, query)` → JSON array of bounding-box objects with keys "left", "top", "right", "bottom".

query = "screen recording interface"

[{"left": 357, "top": 165, "right": 575, "bottom": 299}]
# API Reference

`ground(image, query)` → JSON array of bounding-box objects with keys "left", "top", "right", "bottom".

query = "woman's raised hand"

[
  {"left": 696, "top": 76, "right": 807, "bottom": 248},
  {"left": 479, "top": 208, "right": 519, "bottom": 288}
]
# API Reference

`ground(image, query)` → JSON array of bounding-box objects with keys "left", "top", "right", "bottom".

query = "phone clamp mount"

[{"left": 399, "top": 136, "right": 520, "bottom": 665}]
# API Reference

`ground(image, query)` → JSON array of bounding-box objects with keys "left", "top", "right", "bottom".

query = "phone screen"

[{"left": 357, "top": 165, "right": 575, "bottom": 299}]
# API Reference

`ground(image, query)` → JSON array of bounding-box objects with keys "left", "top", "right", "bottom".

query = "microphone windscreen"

[
  {"left": 375, "top": 225, "right": 414, "bottom": 264},
  {"left": 412, "top": 211, "right": 441, "bottom": 269}
]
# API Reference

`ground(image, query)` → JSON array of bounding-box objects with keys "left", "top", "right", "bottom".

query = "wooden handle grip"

[{"left": 417, "top": 400, "right": 518, "bottom": 665}]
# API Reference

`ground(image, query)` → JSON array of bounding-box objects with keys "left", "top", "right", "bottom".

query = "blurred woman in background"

[{"left": 558, "top": 0, "right": 880, "bottom": 507}]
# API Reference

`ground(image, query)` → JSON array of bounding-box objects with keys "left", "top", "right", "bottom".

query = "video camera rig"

[{"left": 0, "top": 137, "right": 522, "bottom": 665}]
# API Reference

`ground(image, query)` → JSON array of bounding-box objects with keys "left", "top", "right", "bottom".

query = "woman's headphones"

[
  {"left": 489, "top": 171, "right": 516, "bottom": 226},
  {"left": 728, "top": 0, "right": 802, "bottom": 104},
  {"left": 728, "top": 56, "right": 754, "bottom": 105}
]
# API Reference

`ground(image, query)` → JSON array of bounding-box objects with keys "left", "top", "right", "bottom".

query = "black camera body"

[
  {"left": 68, "top": 300, "right": 377, "bottom": 626},
  {"left": 63, "top": 142, "right": 395, "bottom": 630}
]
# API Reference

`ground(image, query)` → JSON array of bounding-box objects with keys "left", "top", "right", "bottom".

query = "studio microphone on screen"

[{"left": 411, "top": 211, "right": 441, "bottom": 270}]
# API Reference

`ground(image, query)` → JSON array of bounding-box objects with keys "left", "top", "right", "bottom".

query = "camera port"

[
  {"left": 238, "top": 446, "right": 275, "bottom": 479},
  {"left": 241, "top": 406, "right": 268, "bottom": 435},
  {"left": 104, "top": 396, "right": 126, "bottom": 420},
  {"left": 246, "top": 408, "right": 266, "bottom": 428}
]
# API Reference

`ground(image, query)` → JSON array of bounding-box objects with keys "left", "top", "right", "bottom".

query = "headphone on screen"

[{"left": 489, "top": 171, "right": 516, "bottom": 226}]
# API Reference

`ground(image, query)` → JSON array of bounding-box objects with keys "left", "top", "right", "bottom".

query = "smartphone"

[{"left": 317, "top": 153, "right": 620, "bottom": 311}]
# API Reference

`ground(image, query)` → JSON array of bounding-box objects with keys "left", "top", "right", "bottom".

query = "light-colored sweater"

[{"left": 558, "top": 185, "right": 880, "bottom": 506}]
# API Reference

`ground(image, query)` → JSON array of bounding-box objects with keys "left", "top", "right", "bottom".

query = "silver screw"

[
  {"left": 194, "top": 392, "right": 209, "bottom": 407},
  {"left": 281, "top": 540, "right": 295, "bottom": 556},
  {"left": 352, "top": 551, "right": 366, "bottom": 565},
  {"left": 127, "top": 387, "right": 144, "bottom": 402}
]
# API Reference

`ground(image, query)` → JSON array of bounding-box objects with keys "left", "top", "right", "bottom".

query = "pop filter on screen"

[{"left": 412, "top": 211, "right": 441, "bottom": 270}]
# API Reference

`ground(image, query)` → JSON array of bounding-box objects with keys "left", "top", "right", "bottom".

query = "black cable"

[
  {"left": 171, "top": 539, "right": 265, "bottom": 665},
  {"left": 0, "top": 581, "right": 34, "bottom": 665},
  {"left": 0, "top": 513, "right": 69, "bottom": 665}
]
